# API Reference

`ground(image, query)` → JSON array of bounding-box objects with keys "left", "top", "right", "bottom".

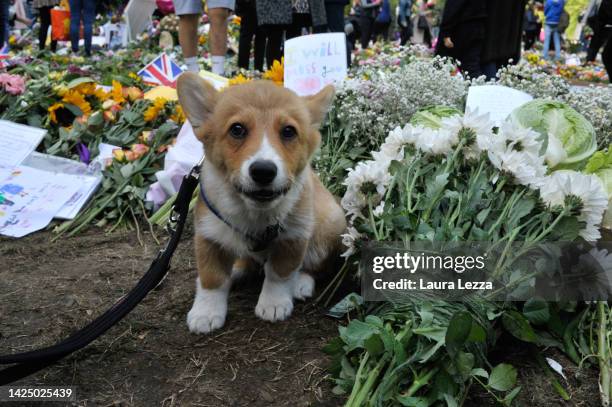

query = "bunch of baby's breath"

[
  {"left": 496, "top": 61, "right": 571, "bottom": 99},
  {"left": 332, "top": 56, "right": 468, "bottom": 152},
  {"left": 562, "top": 85, "right": 612, "bottom": 147}
]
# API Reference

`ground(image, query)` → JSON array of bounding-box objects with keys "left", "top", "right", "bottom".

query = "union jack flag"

[
  {"left": 0, "top": 43, "right": 10, "bottom": 60},
  {"left": 137, "top": 53, "right": 184, "bottom": 88}
]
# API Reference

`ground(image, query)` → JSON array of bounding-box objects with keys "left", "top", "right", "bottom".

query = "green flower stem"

[
  {"left": 401, "top": 367, "right": 438, "bottom": 398},
  {"left": 65, "top": 178, "right": 132, "bottom": 238},
  {"left": 345, "top": 352, "right": 370, "bottom": 407},
  {"left": 535, "top": 351, "right": 571, "bottom": 401},
  {"left": 597, "top": 302, "right": 611, "bottom": 407},
  {"left": 351, "top": 355, "right": 390, "bottom": 407}
]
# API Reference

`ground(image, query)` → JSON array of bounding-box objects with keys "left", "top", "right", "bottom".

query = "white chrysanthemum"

[
  {"left": 499, "top": 119, "right": 543, "bottom": 157},
  {"left": 539, "top": 170, "right": 608, "bottom": 241},
  {"left": 341, "top": 226, "right": 361, "bottom": 258},
  {"left": 375, "top": 125, "right": 417, "bottom": 162},
  {"left": 441, "top": 109, "right": 495, "bottom": 159},
  {"left": 413, "top": 126, "right": 458, "bottom": 155},
  {"left": 492, "top": 149, "right": 547, "bottom": 188},
  {"left": 342, "top": 159, "right": 392, "bottom": 220}
]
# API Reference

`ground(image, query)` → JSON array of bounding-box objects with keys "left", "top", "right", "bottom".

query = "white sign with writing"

[
  {"left": 466, "top": 85, "right": 533, "bottom": 126},
  {"left": 284, "top": 33, "right": 347, "bottom": 96},
  {"left": 0, "top": 120, "right": 46, "bottom": 167}
]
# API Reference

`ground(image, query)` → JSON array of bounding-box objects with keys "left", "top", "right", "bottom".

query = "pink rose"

[{"left": 0, "top": 73, "right": 25, "bottom": 95}]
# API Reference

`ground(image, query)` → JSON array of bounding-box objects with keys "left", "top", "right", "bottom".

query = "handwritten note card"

[
  {"left": 0, "top": 120, "right": 46, "bottom": 167},
  {"left": 284, "top": 33, "right": 347, "bottom": 96},
  {"left": 0, "top": 166, "right": 82, "bottom": 237},
  {"left": 466, "top": 85, "right": 533, "bottom": 126}
]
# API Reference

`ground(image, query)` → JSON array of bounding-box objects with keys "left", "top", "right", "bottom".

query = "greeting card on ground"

[{"left": 0, "top": 166, "right": 82, "bottom": 237}]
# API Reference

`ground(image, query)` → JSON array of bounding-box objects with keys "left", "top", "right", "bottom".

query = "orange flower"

[
  {"left": 125, "top": 86, "right": 144, "bottom": 102},
  {"left": 48, "top": 103, "right": 64, "bottom": 123},
  {"left": 263, "top": 58, "right": 284, "bottom": 85}
]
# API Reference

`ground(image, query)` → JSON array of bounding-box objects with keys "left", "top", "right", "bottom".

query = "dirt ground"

[{"left": 0, "top": 223, "right": 603, "bottom": 406}]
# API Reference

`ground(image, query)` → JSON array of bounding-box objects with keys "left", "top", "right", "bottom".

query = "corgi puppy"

[{"left": 177, "top": 73, "right": 347, "bottom": 334}]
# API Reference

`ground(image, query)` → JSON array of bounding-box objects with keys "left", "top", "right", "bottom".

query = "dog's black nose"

[{"left": 249, "top": 160, "right": 277, "bottom": 185}]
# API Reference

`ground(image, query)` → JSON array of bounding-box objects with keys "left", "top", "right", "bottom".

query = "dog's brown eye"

[
  {"left": 229, "top": 123, "right": 247, "bottom": 139},
  {"left": 281, "top": 126, "right": 297, "bottom": 140}
]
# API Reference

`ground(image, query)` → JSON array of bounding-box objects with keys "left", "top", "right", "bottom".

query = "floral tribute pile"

[{"left": 0, "top": 26, "right": 611, "bottom": 404}]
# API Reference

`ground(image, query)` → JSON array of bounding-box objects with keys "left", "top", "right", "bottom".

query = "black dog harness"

[{"left": 198, "top": 182, "right": 282, "bottom": 252}]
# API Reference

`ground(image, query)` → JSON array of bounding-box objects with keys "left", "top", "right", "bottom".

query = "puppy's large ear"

[
  {"left": 177, "top": 72, "right": 218, "bottom": 129},
  {"left": 303, "top": 85, "right": 335, "bottom": 128}
]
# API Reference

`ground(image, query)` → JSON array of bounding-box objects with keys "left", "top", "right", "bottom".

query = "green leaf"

[
  {"left": 488, "top": 363, "right": 517, "bottom": 392},
  {"left": 502, "top": 311, "right": 538, "bottom": 343},
  {"left": 503, "top": 386, "right": 522, "bottom": 404},
  {"left": 364, "top": 334, "right": 385, "bottom": 357},
  {"left": 454, "top": 351, "right": 475, "bottom": 379},
  {"left": 523, "top": 299, "right": 550, "bottom": 325},
  {"left": 340, "top": 320, "right": 379, "bottom": 351},
  {"left": 445, "top": 311, "right": 473, "bottom": 357},
  {"left": 471, "top": 368, "right": 489, "bottom": 378},
  {"left": 396, "top": 396, "right": 430, "bottom": 407},
  {"left": 67, "top": 77, "right": 94, "bottom": 89}
]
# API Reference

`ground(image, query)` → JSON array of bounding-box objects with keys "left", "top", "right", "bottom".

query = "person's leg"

[
  {"left": 208, "top": 1, "right": 234, "bottom": 76},
  {"left": 459, "top": 39, "right": 483, "bottom": 79},
  {"left": 0, "top": 0, "right": 8, "bottom": 44},
  {"left": 82, "top": 0, "right": 95, "bottom": 55},
  {"left": 38, "top": 6, "right": 49, "bottom": 50},
  {"left": 603, "top": 38, "right": 612, "bottom": 83},
  {"left": 359, "top": 15, "right": 372, "bottom": 49},
  {"left": 381, "top": 22, "right": 390, "bottom": 41},
  {"left": 542, "top": 23, "right": 551, "bottom": 59},
  {"left": 174, "top": 0, "right": 202, "bottom": 72},
  {"left": 68, "top": 0, "right": 82, "bottom": 53},
  {"left": 265, "top": 25, "right": 283, "bottom": 68},
  {"left": 552, "top": 24, "right": 561, "bottom": 61},
  {"left": 481, "top": 61, "right": 497, "bottom": 81},
  {"left": 238, "top": 8, "right": 256, "bottom": 70},
  {"left": 254, "top": 24, "right": 266, "bottom": 71},
  {"left": 587, "top": 23, "right": 604, "bottom": 61}
]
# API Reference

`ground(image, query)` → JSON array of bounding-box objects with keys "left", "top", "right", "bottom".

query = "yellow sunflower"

[
  {"left": 111, "top": 80, "right": 126, "bottom": 104},
  {"left": 48, "top": 103, "right": 64, "bottom": 124},
  {"left": 169, "top": 105, "right": 186, "bottom": 124},
  {"left": 62, "top": 90, "right": 91, "bottom": 115},
  {"left": 263, "top": 58, "right": 284, "bottom": 85},
  {"left": 143, "top": 97, "right": 168, "bottom": 122},
  {"left": 228, "top": 74, "right": 251, "bottom": 86}
]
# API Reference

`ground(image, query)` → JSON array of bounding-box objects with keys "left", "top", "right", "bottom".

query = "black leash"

[{"left": 0, "top": 161, "right": 202, "bottom": 385}]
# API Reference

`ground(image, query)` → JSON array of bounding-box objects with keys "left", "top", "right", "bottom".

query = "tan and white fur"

[{"left": 177, "top": 73, "right": 346, "bottom": 334}]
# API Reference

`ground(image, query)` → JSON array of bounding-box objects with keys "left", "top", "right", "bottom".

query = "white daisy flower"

[
  {"left": 539, "top": 170, "right": 608, "bottom": 241},
  {"left": 414, "top": 126, "right": 458, "bottom": 155},
  {"left": 342, "top": 159, "right": 393, "bottom": 220}
]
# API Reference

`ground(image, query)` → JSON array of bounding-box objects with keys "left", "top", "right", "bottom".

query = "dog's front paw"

[
  {"left": 293, "top": 272, "right": 314, "bottom": 300},
  {"left": 255, "top": 278, "right": 294, "bottom": 322},
  {"left": 187, "top": 279, "right": 229, "bottom": 334},
  {"left": 187, "top": 302, "right": 226, "bottom": 334}
]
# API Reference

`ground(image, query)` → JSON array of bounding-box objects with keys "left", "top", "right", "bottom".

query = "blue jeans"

[
  {"left": 69, "top": 0, "right": 95, "bottom": 55},
  {"left": 543, "top": 23, "right": 561, "bottom": 60}
]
